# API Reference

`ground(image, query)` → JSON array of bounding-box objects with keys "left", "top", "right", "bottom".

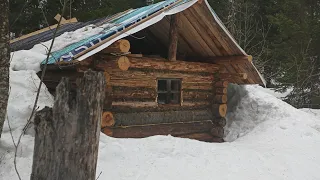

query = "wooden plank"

[
  {"left": 179, "top": 13, "right": 212, "bottom": 56},
  {"left": 10, "top": 18, "right": 78, "bottom": 43},
  {"left": 188, "top": 55, "right": 252, "bottom": 64},
  {"left": 191, "top": 4, "right": 235, "bottom": 55},
  {"left": 155, "top": 18, "right": 193, "bottom": 56},
  {"left": 102, "top": 120, "right": 215, "bottom": 138},
  {"left": 54, "top": 14, "right": 67, "bottom": 22},
  {"left": 182, "top": 9, "right": 222, "bottom": 56}
]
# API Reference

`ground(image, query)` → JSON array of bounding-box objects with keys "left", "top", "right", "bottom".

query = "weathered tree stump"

[{"left": 31, "top": 70, "right": 106, "bottom": 180}]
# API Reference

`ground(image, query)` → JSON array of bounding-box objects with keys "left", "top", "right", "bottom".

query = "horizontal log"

[
  {"left": 95, "top": 55, "right": 221, "bottom": 74},
  {"left": 101, "top": 39, "right": 130, "bottom": 54},
  {"left": 101, "top": 112, "right": 115, "bottom": 127},
  {"left": 210, "top": 127, "right": 224, "bottom": 138},
  {"left": 183, "top": 91, "right": 213, "bottom": 100},
  {"left": 213, "top": 94, "right": 227, "bottom": 104},
  {"left": 102, "top": 120, "right": 215, "bottom": 138},
  {"left": 212, "top": 104, "right": 227, "bottom": 118},
  {"left": 182, "top": 82, "right": 213, "bottom": 90},
  {"left": 112, "top": 104, "right": 210, "bottom": 113},
  {"left": 103, "top": 68, "right": 215, "bottom": 83},
  {"left": 112, "top": 87, "right": 157, "bottom": 100},
  {"left": 219, "top": 73, "right": 248, "bottom": 80},
  {"left": 178, "top": 133, "right": 214, "bottom": 142},
  {"left": 113, "top": 110, "right": 213, "bottom": 126},
  {"left": 103, "top": 68, "right": 214, "bottom": 89},
  {"left": 111, "top": 101, "right": 210, "bottom": 109},
  {"left": 210, "top": 55, "right": 253, "bottom": 64}
]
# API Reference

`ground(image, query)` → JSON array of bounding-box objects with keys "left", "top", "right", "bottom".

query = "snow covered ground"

[{"left": 1, "top": 27, "right": 320, "bottom": 179}]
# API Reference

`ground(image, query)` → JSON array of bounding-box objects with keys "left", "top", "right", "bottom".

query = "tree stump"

[{"left": 31, "top": 70, "right": 106, "bottom": 180}]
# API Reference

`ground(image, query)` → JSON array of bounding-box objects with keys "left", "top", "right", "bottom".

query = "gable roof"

[{"left": 11, "top": 0, "right": 266, "bottom": 86}]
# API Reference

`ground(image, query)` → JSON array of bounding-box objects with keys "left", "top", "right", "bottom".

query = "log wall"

[{"left": 39, "top": 53, "right": 229, "bottom": 142}]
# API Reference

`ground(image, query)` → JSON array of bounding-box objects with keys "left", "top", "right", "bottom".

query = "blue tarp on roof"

[{"left": 43, "top": 0, "right": 192, "bottom": 65}]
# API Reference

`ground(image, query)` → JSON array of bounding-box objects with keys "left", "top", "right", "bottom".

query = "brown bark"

[
  {"left": 0, "top": 0, "right": 9, "bottom": 137},
  {"left": 99, "top": 67, "right": 214, "bottom": 89},
  {"left": 31, "top": 71, "right": 106, "bottom": 180},
  {"left": 168, "top": 14, "right": 179, "bottom": 61},
  {"left": 113, "top": 110, "right": 213, "bottom": 126},
  {"left": 112, "top": 86, "right": 157, "bottom": 100},
  {"left": 102, "top": 120, "right": 214, "bottom": 138},
  {"left": 183, "top": 90, "right": 213, "bottom": 100},
  {"left": 95, "top": 55, "right": 221, "bottom": 74}
]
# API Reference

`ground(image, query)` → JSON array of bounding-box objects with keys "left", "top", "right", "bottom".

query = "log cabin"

[{"left": 13, "top": 0, "right": 265, "bottom": 142}]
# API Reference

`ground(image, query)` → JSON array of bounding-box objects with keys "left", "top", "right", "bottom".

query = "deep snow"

[{"left": 1, "top": 24, "right": 320, "bottom": 180}]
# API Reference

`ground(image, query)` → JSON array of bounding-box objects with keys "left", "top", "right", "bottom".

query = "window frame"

[{"left": 157, "top": 78, "right": 182, "bottom": 105}]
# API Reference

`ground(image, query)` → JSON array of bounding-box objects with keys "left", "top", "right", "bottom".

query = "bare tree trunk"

[
  {"left": 0, "top": 0, "right": 10, "bottom": 138},
  {"left": 31, "top": 70, "right": 106, "bottom": 180}
]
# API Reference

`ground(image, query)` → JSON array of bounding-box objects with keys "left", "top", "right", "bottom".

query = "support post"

[
  {"left": 168, "top": 14, "right": 179, "bottom": 61},
  {"left": 31, "top": 70, "right": 106, "bottom": 180}
]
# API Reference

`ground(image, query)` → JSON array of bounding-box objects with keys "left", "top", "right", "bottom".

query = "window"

[{"left": 157, "top": 79, "right": 181, "bottom": 105}]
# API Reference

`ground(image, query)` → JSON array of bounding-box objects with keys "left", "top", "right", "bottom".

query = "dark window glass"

[{"left": 157, "top": 79, "right": 181, "bottom": 104}]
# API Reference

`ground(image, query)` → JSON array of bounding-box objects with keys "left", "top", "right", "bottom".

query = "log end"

[
  {"left": 102, "top": 127, "right": 113, "bottom": 137},
  {"left": 212, "top": 104, "right": 227, "bottom": 118},
  {"left": 119, "top": 39, "right": 131, "bottom": 53},
  {"left": 215, "top": 81, "right": 229, "bottom": 88},
  {"left": 118, "top": 56, "right": 131, "bottom": 71},
  {"left": 101, "top": 112, "right": 115, "bottom": 127}
]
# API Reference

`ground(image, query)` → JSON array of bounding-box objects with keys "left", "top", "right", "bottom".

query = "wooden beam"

[
  {"left": 54, "top": 14, "right": 67, "bottom": 23},
  {"left": 168, "top": 14, "right": 179, "bottom": 61},
  {"left": 10, "top": 18, "right": 78, "bottom": 43},
  {"left": 102, "top": 120, "right": 215, "bottom": 138},
  {"left": 213, "top": 55, "right": 252, "bottom": 64},
  {"left": 95, "top": 55, "right": 221, "bottom": 74},
  {"left": 188, "top": 55, "right": 252, "bottom": 64}
]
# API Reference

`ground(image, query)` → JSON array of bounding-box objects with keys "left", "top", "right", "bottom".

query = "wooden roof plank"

[
  {"left": 182, "top": 8, "right": 222, "bottom": 56},
  {"left": 192, "top": 3, "right": 236, "bottom": 55}
]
